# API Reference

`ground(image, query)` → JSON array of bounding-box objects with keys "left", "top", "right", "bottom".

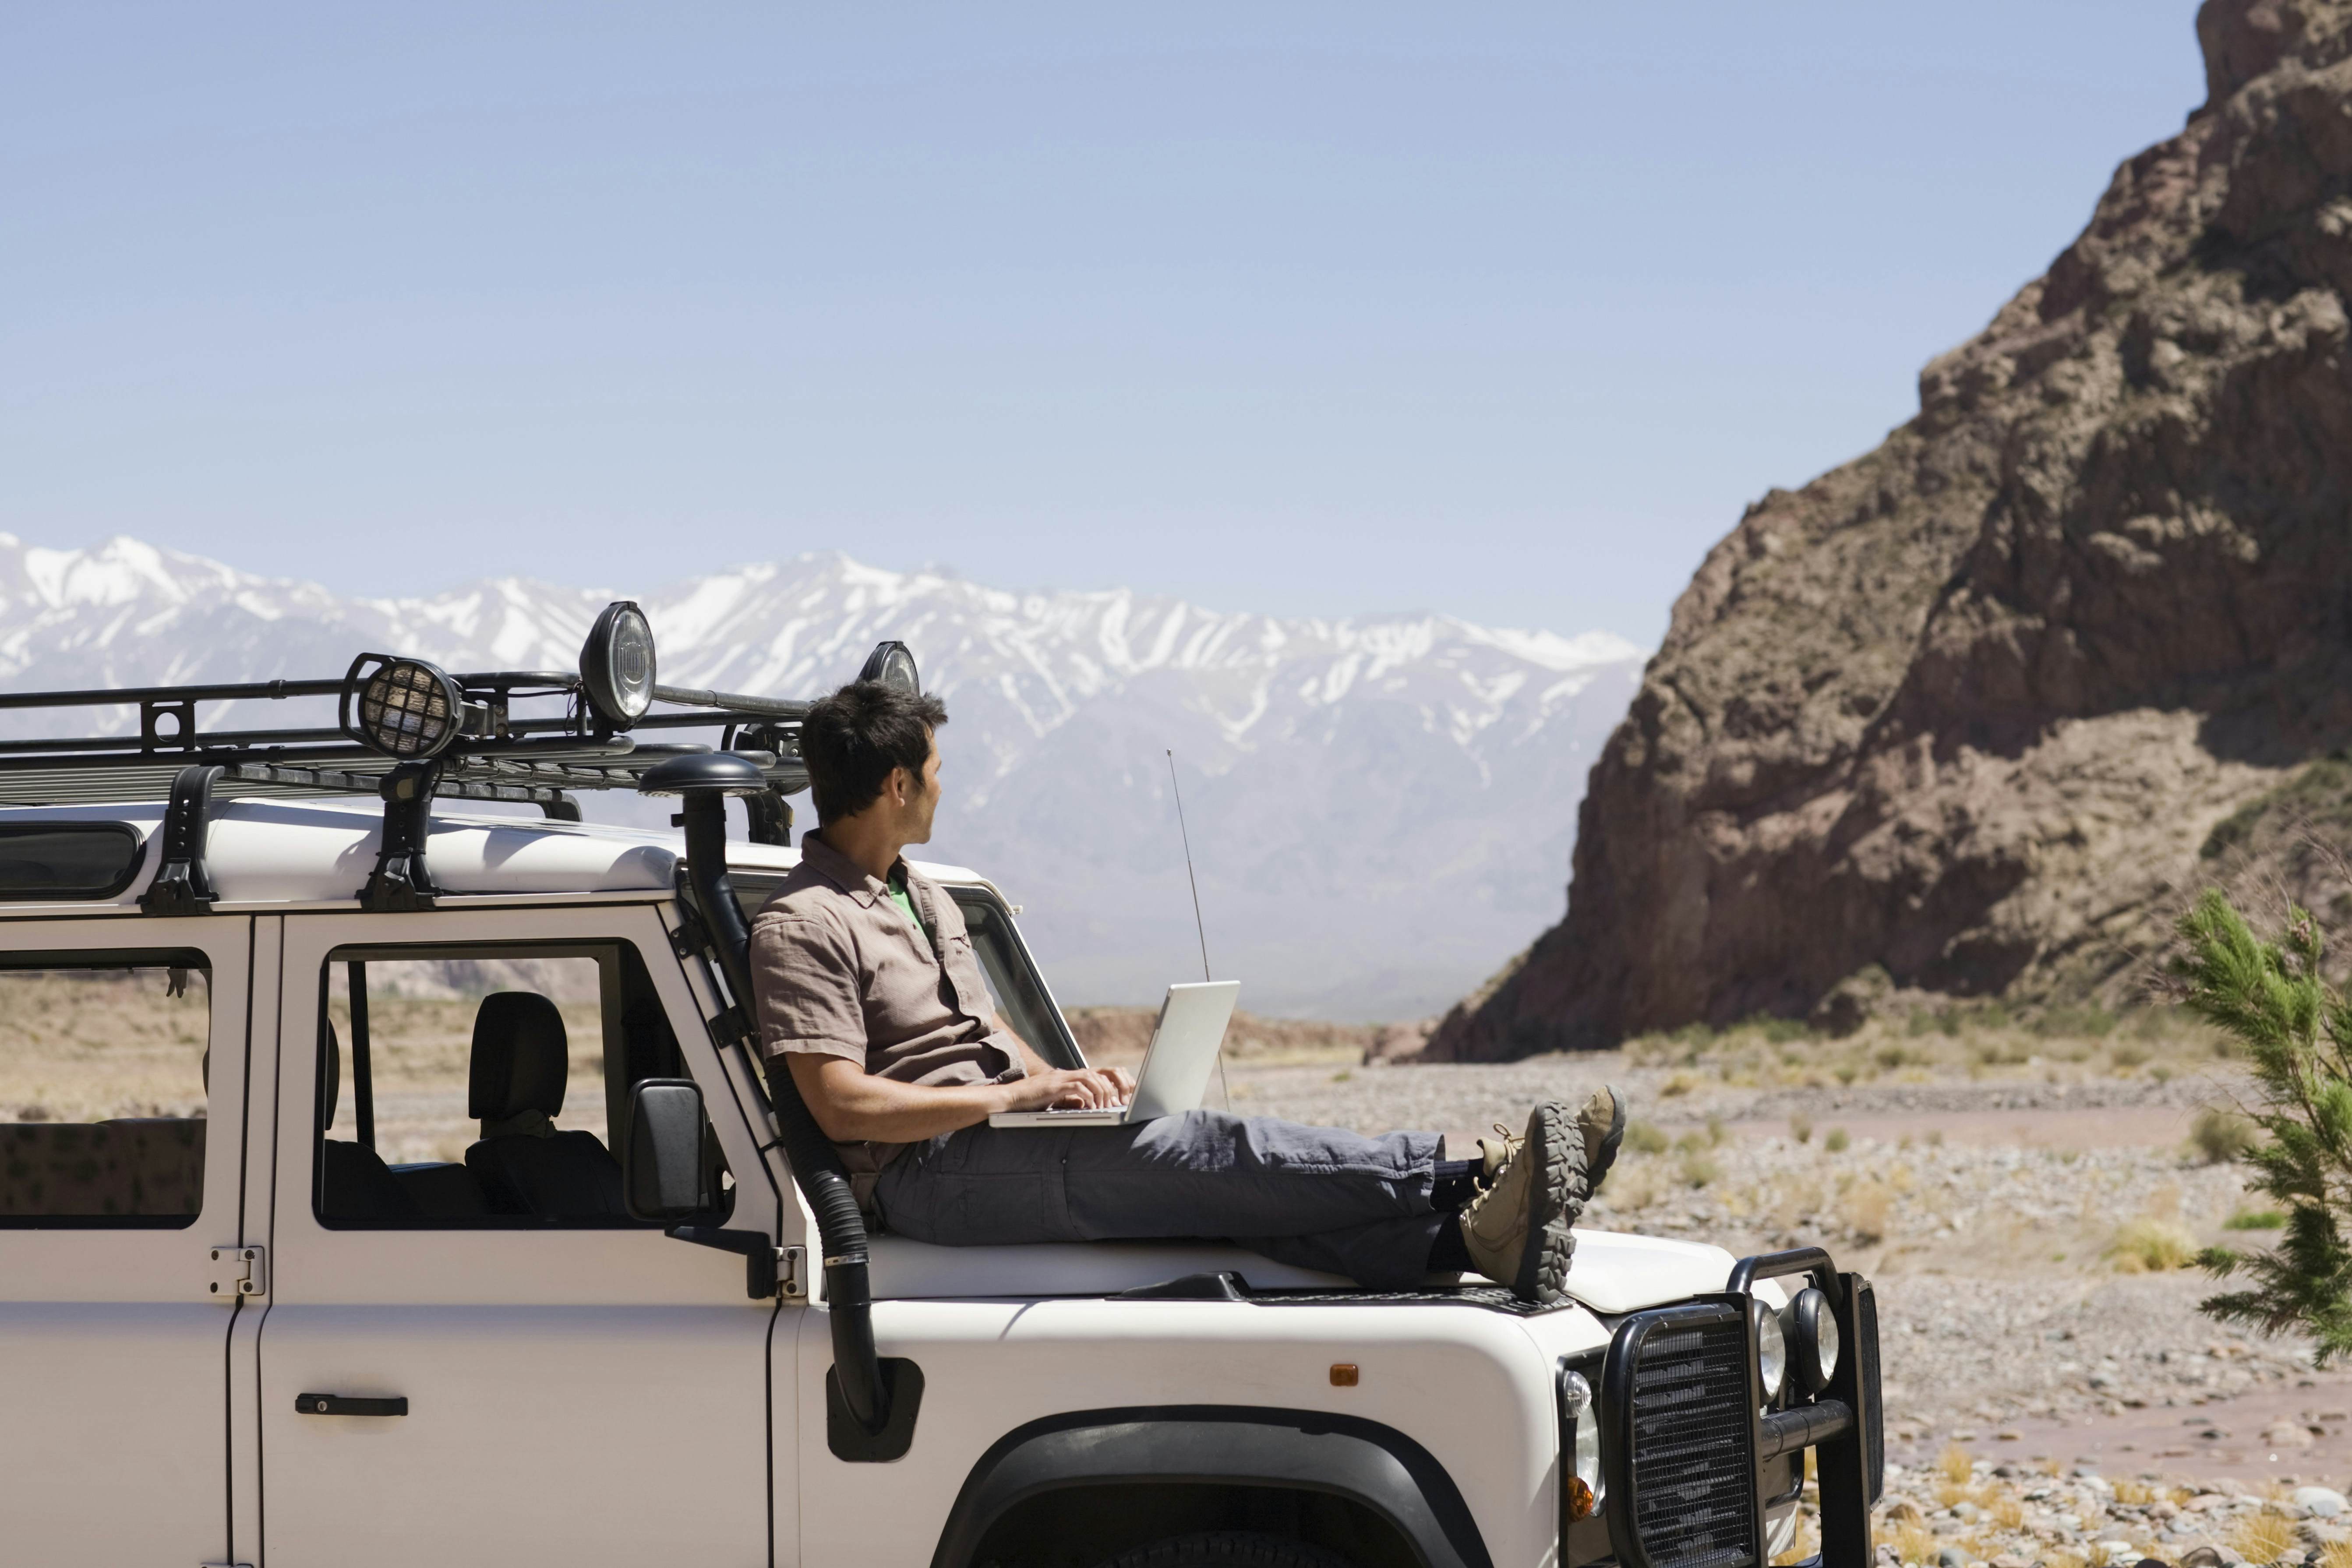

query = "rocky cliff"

[{"left": 1433, "top": 0, "right": 2352, "bottom": 1059}]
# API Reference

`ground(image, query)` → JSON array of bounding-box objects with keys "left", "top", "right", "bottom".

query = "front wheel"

[{"left": 1091, "top": 1532, "right": 1360, "bottom": 1568}]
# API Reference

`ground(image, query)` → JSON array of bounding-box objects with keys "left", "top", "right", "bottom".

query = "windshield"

[{"left": 730, "top": 875, "right": 1084, "bottom": 1070}]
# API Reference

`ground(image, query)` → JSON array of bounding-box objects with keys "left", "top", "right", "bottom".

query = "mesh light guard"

[{"left": 341, "top": 654, "right": 463, "bottom": 760}]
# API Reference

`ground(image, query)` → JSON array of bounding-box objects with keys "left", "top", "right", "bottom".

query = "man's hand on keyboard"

[{"left": 1000, "top": 1065, "right": 1134, "bottom": 1112}]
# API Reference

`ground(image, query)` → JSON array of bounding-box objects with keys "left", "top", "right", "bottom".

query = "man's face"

[{"left": 900, "top": 733, "right": 943, "bottom": 845}]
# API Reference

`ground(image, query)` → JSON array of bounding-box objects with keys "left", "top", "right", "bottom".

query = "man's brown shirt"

[{"left": 747, "top": 833, "right": 1024, "bottom": 1186}]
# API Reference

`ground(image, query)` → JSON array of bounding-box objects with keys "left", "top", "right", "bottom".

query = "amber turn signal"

[
  {"left": 1329, "top": 1364, "right": 1359, "bottom": 1387},
  {"left": 1564, "top": 1476, "right": 1596, "bottom": 1521}
]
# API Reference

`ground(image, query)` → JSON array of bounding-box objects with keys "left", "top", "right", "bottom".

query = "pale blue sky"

[{"left": 2, "top": 4, "right": 2206, "bottom": 643}]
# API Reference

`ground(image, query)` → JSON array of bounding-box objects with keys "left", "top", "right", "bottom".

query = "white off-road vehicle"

[{"left": 0, "top": 605, "right": 1882, "bottom": 1568}]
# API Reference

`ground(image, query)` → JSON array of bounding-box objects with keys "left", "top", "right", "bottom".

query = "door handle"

[{"left": 295, "top": 1392, "right": 408, "bottom": 1417}]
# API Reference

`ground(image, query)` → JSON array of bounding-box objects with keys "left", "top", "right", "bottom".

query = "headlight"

[
  {"left": 1557, "top": 1365, "right": 1603, "bottom": 1521},
  {"left": 858, "top": 639, "right": 921, "bottom": 695},
  {"left": 1792, "top": 1286, "right": 1840, "bottom": 1393},
  {"left": 1753, "top": 1297, "right": 1787, "bottom": 1402},
  {"left": 348, "top": 657, "right": 464, "bottom": 759},
  {"left": 579, "top": 600, "right": 659, "bottom": 728}
]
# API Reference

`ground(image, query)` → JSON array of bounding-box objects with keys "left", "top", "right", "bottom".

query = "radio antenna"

[{"left": 1166, "top": 749, "right": 1231, "bottom": 1111}]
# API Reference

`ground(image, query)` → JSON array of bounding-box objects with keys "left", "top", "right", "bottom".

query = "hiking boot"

[
  {"left": 1460, "top": 1101, "right": 1574, "bottom": 1303},
  {"left": 1474, "top": 1122, "right": 1520, "bottom": 1186},
  {"left": 1479, "top": 1084, "right": 1624, "bottom": 1193},
  {"left": 1575, "top": 1085, "right": 1628, "bottom": 1197}
]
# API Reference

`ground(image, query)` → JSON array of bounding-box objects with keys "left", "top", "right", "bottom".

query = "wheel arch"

[{"left": 927, "top": 1405, "right": 1493, "bottom": 1568}]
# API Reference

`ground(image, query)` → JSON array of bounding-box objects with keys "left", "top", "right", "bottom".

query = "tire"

[{"left": 1090, "top": 1531, "right": 1360, "bottom": 1568}]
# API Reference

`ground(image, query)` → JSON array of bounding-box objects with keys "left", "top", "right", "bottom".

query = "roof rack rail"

[{"left": 0, "top": 605, "right": 924, "bottom": 910}]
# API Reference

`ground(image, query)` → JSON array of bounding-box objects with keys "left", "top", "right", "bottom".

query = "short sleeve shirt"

[{"left": 746, "top": 833, "right": 1024, "bottom": 1176}]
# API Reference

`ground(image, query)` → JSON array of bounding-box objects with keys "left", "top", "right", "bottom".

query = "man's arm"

[
  {"left": 788, "top": 1053, "right": 1132, "bottom": 1144},
  {"left": 1000, "top": 1018, "right": 1136, "bottom": 1104}
]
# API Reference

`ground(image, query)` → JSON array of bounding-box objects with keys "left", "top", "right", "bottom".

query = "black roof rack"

[
  {"left": 0, "top": 610, "right": 920, "bottom": 915},
  {"left": 0, "top": 670, "right": 810, "bottom": 807}
]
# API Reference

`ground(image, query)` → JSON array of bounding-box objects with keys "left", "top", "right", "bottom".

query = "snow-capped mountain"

[{"left": 0, "top": 536, "right": 1645, "bottom": 1019}]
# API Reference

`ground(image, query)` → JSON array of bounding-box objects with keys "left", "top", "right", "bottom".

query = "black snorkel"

[{"left": 639, "top": 752, "right": 891, "bottom": 1439}]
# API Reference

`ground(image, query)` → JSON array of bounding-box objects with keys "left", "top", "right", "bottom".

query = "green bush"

[
  {"left": 2172, "top": 891, "right": 2352, "bottom": 1362},
  {"left": 2224, "top": 1209, "right": 2288, "bottom": 1231},
  {"left": 1789, "top": 1113, "right": 1813, "bottom": 1144},
  {"left": 1824, "top": 1127, "right": 1851, "bottom": 1153}
]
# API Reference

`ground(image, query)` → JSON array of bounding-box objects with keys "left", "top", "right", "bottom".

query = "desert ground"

[{"left": 1201, "top": 1011, "right": 2342, "bottom": 1568}]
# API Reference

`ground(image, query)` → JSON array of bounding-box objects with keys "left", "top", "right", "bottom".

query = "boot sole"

[{"left": 1515, "top": 1101, "right": 1577, "bottom": 1305}]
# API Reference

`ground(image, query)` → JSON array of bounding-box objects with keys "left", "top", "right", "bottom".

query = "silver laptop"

[{"left": 989, "top": 980, "right": 1241, "bottom": 1128}]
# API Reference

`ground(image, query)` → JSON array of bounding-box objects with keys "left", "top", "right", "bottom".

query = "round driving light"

[
  {"left": 857, "top": 639, "right": 920, "bottom": 695},
  {"left": 350, "top": 657, "right": 463, "bottom": 759},
  {"left": 1558, "top": 1366, "right": 1603, "bottom": 1519},
  {"left": 1792, "top": 1286, "right": 1840, "bottom": 1393},
  {"left": 1753, "top": 1297, "right": 1788, "bottom": 1402},
  {"left": 579, "top": 600, "right": 658, "bottom": 728}
]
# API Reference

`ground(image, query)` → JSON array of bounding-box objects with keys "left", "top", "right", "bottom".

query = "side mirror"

[{"left": 625, "top": 1079, "right": 710, "bottom": 1222}]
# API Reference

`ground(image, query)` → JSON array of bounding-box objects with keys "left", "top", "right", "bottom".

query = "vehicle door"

[
  {"left": 255, "top": 901, "right": 794, "bottom": 1567},
  {"left": 0, "top": 915, "right": 255, "bottom": 1564}
]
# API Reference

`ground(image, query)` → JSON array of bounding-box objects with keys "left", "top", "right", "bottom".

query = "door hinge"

[
  {"left": 199, "top": 1561, "right": 254, "bottom": 1567},
  {"left": 780, "top": 1245, "right": 807, "bottom": 1300},
  {"left": 207, "top": 1245, "right": 267, "bottom": 1301}
]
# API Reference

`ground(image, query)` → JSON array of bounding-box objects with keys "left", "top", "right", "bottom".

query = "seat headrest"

[{"left": 468, "top": 992, "right": 569, "bottom": 1121}]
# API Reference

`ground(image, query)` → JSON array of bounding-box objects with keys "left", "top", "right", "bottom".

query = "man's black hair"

[{"left": 799, "top": 680, "right": 949, "bottom": 826}]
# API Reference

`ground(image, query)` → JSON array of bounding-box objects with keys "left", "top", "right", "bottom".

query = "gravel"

[{"left": 1225, "top": 1049, "right": 2352, "bottom": 1554}]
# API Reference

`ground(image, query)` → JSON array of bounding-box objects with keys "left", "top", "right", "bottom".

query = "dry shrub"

[
  {"left": 1890, "top": 1522, "right": 1938, "bottom": 1565},
  {"left": 2107, "top": 1216, "right": 2198, "bottom": 1271},
  {"left": 1679, "top": 1149, "right": 1721, "bottom": 1188},
  {"left": 2038, "top": 1457, "right": 2065, "bottom": 1477},
  {"left": 1662, "top": 1071, "right": 1699, "bottom": 1098},
  {"left": 1936, "top": 1443, "right": 1973, "bottom": 1484},
  {"left": 1990, "top": 1495, "right": 2024, "bottom": 1530},
  {"left": 2317, "top": 1538, "right": 2352, "bottom": 1568},
  {"left": 2112, "top": 1479, "right": 2154, "bottom": 1505},
  {"left": 1843, "top": 1181, "right": 1893, "bottom": 1244},
  {"left": 2045, "top": 1552, "right": 2087, "bottom": 1568},
  {"left": 2235, "top": 1510, "right": 2298, "bottom": 1565},
  {"left": 1934, "top": 1481, "right": 1969, "bottom": 1509},
  {"left": 2191, "top": 1105, "right": 2258, "bottom": 1164}
]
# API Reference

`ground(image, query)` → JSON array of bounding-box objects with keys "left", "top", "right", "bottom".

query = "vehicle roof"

[{"left": 0, "top": 800, "right": 989, "bottom": 913}]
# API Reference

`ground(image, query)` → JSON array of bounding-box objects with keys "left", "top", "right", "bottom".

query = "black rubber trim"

[
  {"left": 1116, "top": 1271, "right": 1251, "bottom": 1300},
  {"left": 928, "top": 1404, "right": 1491, "bottom": 1568},
  {"left": 826, "top": 1359, "right": 925, "bottom": 1462}
]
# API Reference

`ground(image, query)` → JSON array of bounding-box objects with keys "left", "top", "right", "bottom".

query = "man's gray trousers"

[{"left": 872, "top": 1109, "right": 1448, "bottom": 1289}]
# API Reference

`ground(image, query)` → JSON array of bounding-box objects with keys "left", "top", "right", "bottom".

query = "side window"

[
  {"left": 947, "top": 891, "right": 1083, "bottom": 1069},
  {"left": 314, "top": 940, "right": 728, "bottom": 1229},
  {"left": 0, "top": 951, "right": 212, "bottom": 1227}
]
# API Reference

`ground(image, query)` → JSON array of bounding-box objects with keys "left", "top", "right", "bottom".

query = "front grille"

[{"left": 1626, "top": 1312, "right": 1758, "bottom": 1568}]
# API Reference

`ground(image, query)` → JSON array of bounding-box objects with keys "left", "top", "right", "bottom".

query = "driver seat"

[{"left": 463, "top": 992, "right": 628, "bottom": 1219}]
